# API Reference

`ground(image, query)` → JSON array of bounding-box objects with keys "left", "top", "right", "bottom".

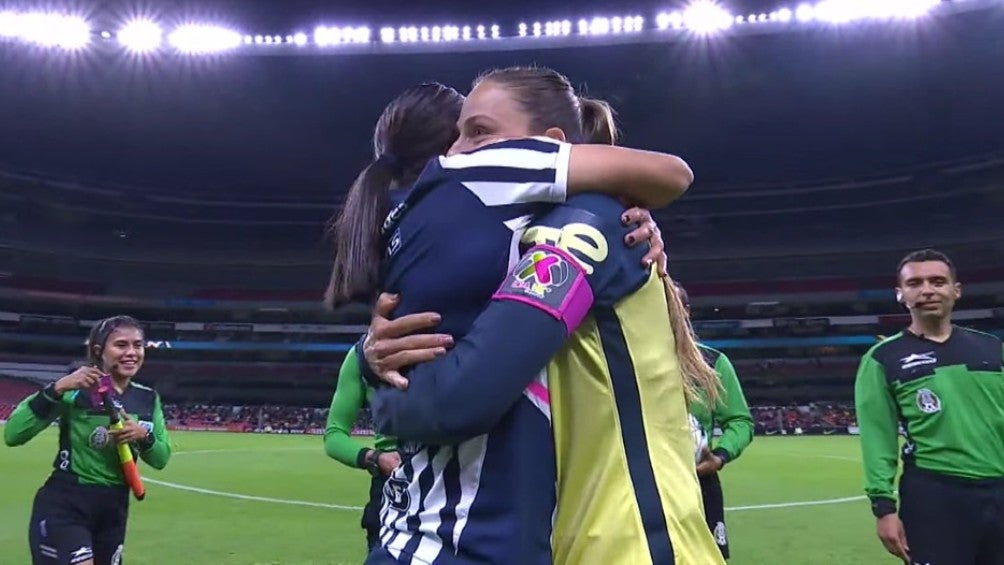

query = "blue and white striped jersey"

[{"left": 369, "top": 137, "right": 571, "bottom": 565}]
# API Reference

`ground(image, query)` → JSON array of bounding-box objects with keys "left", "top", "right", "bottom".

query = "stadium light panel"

[
  {"left": 490, "top": 24, "right": 500, "bottom": 39},
  {"left": 4, "top": 12, "right": 92, "bottom": 49},
  {"left": 776, "top": 8, "right": 794, "bottom": 22},
  {"left": 168, "top": 24, "right": 242, "bottom": 53},
  {"left": 795, "top": 3, "right": 816, "bottom": 21},
  {"left": 683, "top": 0, "right": 734, "bottom": 34},
  {"left": 118, "top": 19, "right": 162, "bottom": 53},
  {"left": 293, "top": 32, "right": 307, "bottom": 45}
]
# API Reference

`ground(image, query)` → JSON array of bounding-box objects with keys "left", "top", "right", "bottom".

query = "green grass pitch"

[{"left": 0, "top": 428, "right": 896, "bottom": 564}]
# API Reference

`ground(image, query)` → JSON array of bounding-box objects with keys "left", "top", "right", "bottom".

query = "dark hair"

[
  {"left": 87, "top": 316, "right": 144, "bottom": 367},
  {"left": 897, "top": 248, "right": 957, "bottom": 283},
  {"left": 474, "top": 66, "right": 619, "bottom": 145},
  {"left": 325, "top": 83, "right": 465, "bottom": 309}
]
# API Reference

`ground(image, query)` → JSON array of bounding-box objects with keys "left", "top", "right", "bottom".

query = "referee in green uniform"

[
  {"left": 677, "top": 284, "right": 755, "bottom": 560},
  {"left": 324, "top": 345, "right": 399, "bottom": 550},
  {"left": 855, "top": 249, "right": 1004, "bottom": 564},
  {"left": 4, "top": 315, "right": 171, "bottom": 565}
]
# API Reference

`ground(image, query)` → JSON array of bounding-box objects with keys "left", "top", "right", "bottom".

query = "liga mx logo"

[{"left": 513, "top": 250, "right": 569, "bottom": 299}]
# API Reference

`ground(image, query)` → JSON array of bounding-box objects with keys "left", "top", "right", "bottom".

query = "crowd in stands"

[
  {"left": 1, "top": 375, "right": 857, "bottom": 436},
  {"left": 752, "top": 404, "right": 857, "bottom": 434}
]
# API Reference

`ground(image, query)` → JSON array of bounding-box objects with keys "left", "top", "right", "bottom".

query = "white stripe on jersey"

[
  {"left": 452, "top": 435, "right": 490, "bottom": 550},
  {"left": 439, "top": 143, "right": 565, "bottom": 171},
  {"left": 410, "top": 446, "right": 455, "bottom": 563},
  {"left": 438, "top": 138, "right": 572, "bottom": 207},
  {"left": 459, "top": 181, "right": 564, "bottom": 207},
  {"left": 386, "top": 450, "right": 431, "bottom": 559}
]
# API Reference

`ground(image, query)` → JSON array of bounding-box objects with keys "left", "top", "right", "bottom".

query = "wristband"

[
  {"left": 365, "top": 449, "right": 385, "bottom": 477},
  {"left": 871, "top": 497, "right": 897, "bottom": 518}
]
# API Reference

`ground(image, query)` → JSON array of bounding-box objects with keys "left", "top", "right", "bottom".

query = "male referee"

[
  {"left": 855, "top": 249, "right": 1004, "bottom": 564},
  {"left": 678, "top": 283, "right": 755, "bottom": 560}
]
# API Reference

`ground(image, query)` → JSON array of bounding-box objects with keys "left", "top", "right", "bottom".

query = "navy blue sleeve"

[
  {"left": 369, "top": 194, "right": 649, "bottom": 445},
  {"left": 370, "top": 299, "right": 566, "bottom": 444}
]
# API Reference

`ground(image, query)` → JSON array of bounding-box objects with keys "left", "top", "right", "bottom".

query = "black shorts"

[
  {"left": 28, "top": 476, "right": 130, "bottom": 565},
  {"left": 362, "top": 474, "right": 388, "bottom": 551},
  {"left": 899, "top": 466, "right": 1004, "bottom": 565},
  {"left": 699, "top": 472, "right": 729, "bottom": 560}
]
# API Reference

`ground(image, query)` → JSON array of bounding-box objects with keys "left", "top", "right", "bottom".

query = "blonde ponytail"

[{"left": 663, "top": 276, "right": 722, "bottom": 407}]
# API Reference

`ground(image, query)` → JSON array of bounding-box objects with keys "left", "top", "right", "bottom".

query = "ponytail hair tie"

[{"left": 375, "top": 153, "right": 404, "bottom": 176}]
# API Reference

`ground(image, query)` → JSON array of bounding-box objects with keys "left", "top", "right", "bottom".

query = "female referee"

[
  {"left": 332, "top": 67, "right": 721, "bottom": 565},
  {"left": 323, "top": 344, "right": 400, "bottom": 550},
  {"left": 4, "top": 315, "right": 171, "bottom": 565}
]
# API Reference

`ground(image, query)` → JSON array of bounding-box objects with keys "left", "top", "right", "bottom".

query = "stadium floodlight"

[
  {"left": 561, "top": 20, "right": 572, "bottom": 35},
  {"left": 476, "top": 24, "right": 486, "bottom": 39},
  {"left": 683, "top": 0, "right": 734, "bottom": 34},
  {"left": 380, "top": 27, "right": 395, "bottom": 43},
  {"left": 656, "top": 11, "right": 685, "bottom": 30},
  {"left": 776, "top": 8, "right": 794, "bottom": 22},
  {"left": 578, "top": 18, "right": 589, "bottom": 34},
  {"left": 490, "top": 24, "right": 500, "bottom": 39},
  {"left": 518, "top": 22, "right": 527, "bottom": 37},
  {"left": 4, "top": 12, "right": 91, "bottom": 49},
  {"left": 795, "top": 3, "right": 816, "bottom": 21},
  {"left": 118, "top": 19, "right": 162, "bottom": 53},
  {"left": 589, "top": 17, "right": 611, "bottom": 35},
  {"left": 532, "top": 22, "right": 542, "bottom": 37},
  {"left": 462, "top": 26, "right": 471, "bottom": 40},
  {"left": 168, "top": 24, "right": 242, "bottom": 53}
]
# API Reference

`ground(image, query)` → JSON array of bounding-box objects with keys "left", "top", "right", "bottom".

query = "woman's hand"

[
  {"left": 108, "top": 411, "right": 149, "bottom": 445},
  {"left": 53, "top": 367, "right": 103, "bottom": 397},
  {"left": 363, "top": 293, "right": 453, "bottom": 389},
  {"left": 622, "top": 207, "right": 668, "bottom": 277}
]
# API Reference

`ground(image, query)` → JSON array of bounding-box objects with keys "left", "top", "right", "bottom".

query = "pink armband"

[{"left": 492, "top": 244, "right": 594, "bottom": 335}]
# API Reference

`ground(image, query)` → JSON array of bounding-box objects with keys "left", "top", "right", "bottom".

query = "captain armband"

[{"left": 492, "top": 244, "right": 594, "bottom": 335}]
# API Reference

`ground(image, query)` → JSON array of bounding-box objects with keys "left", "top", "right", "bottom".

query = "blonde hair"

[{"left": 663, "top": 277, "right": 722, "bottom": 407}]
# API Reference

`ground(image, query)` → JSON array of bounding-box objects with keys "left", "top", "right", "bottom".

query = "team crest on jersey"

[
  {"left": 139, "top": 420, "right": 154, "bottom": 434},
  {"left": 510, "top": 249, "right": 570, "bottom": 299},
  {"left": 88, "top": 426, "right": 111, "bottom": 449},
  {"left": 384, "top": 478, "right": 411, "bottom": 511},
  {"left": 916, "top": 388, "right": 942, "bottom": 414}
]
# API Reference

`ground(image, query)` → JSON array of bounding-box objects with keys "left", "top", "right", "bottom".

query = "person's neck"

[
  {"left": 110, "top": 375, "right": 130, "bottom": 394},
  {"left": 908, "top": 316, "right": 952, "bottom": 342}
]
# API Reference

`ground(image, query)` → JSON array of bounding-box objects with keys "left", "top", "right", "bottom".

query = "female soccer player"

[
  {"left": 4, "top": 315, "right": 171, "bottom": 565},
  {"left": 333, "top": 67, "right": 721, "bottom": 564},
  {"left": 323, "top": 345, "right": 400, "bottom": 550}
]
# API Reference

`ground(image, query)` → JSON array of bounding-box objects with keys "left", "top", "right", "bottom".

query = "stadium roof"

[{"left": 0, "top": 1, "right": 1001, "bottom": 200}]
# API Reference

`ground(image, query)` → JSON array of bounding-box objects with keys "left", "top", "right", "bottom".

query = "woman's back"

[
  {"left": 373, "top": 138, "right": 569, "bottom": 565},
  {"left": 518, "top": 193, "right": 725, "bottom": 565}
]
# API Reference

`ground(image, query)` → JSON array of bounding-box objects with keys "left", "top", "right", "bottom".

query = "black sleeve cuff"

[
  {"left": 355, "top": 336, "right": 384, "bottom": 389},
  {"left": 712, "top": 448, "right": 731, "bottom": 466},
  {"left": 870, "top": 497, "right": 897, "bottom": 518},
  {"left": 356, "top": 448, "right": 372, "bottom": 469},
  {"left": 137, "top": 430, "right": 156, "bottom": 451},
  {"left": 27, "top": 384, "right": 61, "bottom": 419}
]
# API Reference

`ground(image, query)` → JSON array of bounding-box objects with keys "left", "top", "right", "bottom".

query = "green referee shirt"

[
  {"left": 854, "top": 326, "right": 1004, "bottom": 516},
  {"left": 4, "top": 380, "right": 171, "bottom": 486},
  {"left": 323, "top": 346, "right": 397, "bottom": 469},
  {"left": 690, "top": 344, "right": 754, "bottom": 464}
]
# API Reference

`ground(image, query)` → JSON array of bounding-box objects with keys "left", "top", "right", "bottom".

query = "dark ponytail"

[
  {"left": 579, "top": 97, "right": 618, "bottom": 145},
  {"left": 325, "top": 160, "right": 396, "bottom": 309},
  {"left": 325, "top": 83, "right": 465, "bottom": 309}
]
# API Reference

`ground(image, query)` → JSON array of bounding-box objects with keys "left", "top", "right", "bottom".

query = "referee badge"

[
  {"left": 88, "top": 426, "right": 111, "bottom": 449},
  {"left": 916, "top": 388, "right": 942, "bottom": 414}
]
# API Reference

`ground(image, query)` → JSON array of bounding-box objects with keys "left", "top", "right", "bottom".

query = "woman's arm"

[
  {"left": 324, "top": 347, "right": 373, "bottom": 468},
  {"left": 137, "top": 393, "right": 171, "bottom": 470},
  {"left": 568, "top": 145, "right": 693, "bottom": 209},
  {"left": 3, "top": 386, "right": 62, "bottom": 447}
]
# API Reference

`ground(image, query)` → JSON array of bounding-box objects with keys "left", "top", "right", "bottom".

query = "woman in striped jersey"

[{"left": 329, "top": 67, "right": 714, "bottom": 565}]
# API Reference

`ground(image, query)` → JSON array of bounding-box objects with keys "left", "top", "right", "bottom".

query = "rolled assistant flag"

[{"left": 94, "top": 374, "right": 146, "bottom": 501}]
